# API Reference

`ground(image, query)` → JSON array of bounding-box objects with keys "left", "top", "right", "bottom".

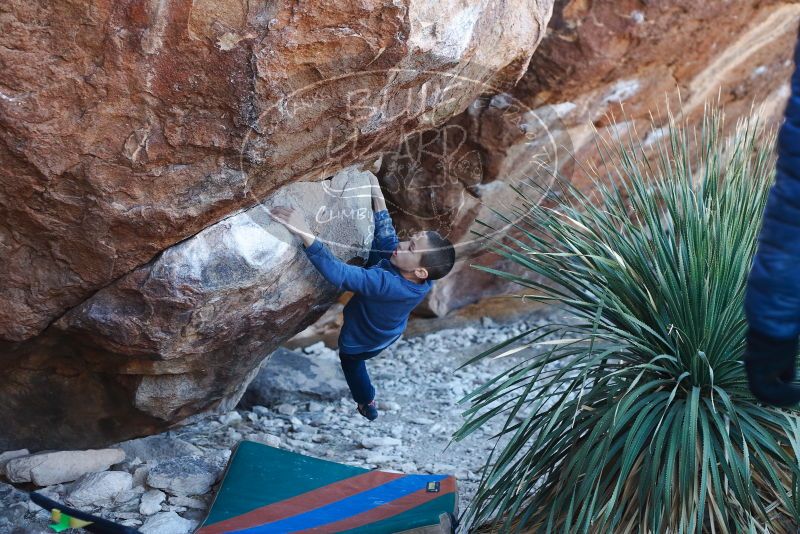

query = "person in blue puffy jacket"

[{"left": 744, "top": 32, "right": 800, "bottom": 407}]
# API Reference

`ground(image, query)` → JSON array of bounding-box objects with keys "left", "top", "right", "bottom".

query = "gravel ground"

[{"left": 1, "top": 306, "right": 568, "bottom": 534}]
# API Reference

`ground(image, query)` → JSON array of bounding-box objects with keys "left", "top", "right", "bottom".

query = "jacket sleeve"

[
  {"left": 303, "top": 238, "right": 393, "bottom": 297},
  {"left": 744, "top": 35, "right": 800, "bottom": 340},
  {"left": 366, "top": 209, "right": 399, "bottom": 267}
]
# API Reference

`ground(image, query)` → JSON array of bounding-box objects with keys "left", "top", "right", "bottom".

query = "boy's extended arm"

[
  {"left": 369, "top": 176, "right": 399, "bottom": 262},
  {"left": 269, "top": 205, "right": 393, "bottom": 296},
  {"left": 303, "top": 238, "right": 391, "bottom": 297},
  {"left": 371, "top": 210, "right": 399, "bottom": 260}
]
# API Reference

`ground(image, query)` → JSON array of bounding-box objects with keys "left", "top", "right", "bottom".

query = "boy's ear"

[{"left": 413, "top": 266, "right": 429, "bottom": 280}]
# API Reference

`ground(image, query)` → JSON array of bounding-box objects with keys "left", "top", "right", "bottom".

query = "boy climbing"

[{"left": 270, "top": 174, "right": 456, "bottom": 421}]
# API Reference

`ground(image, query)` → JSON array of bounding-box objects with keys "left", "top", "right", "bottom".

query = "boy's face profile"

[{"left": 390, "top": 231, "right": 430, "bottom": 280}]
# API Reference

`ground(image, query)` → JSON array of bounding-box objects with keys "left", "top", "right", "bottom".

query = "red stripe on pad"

[
  {"left": 196, "top": 470, "right": 403, "bottom": 534},
  {"left": 296, "top": 476, "right": 457, "bottom": 533}
]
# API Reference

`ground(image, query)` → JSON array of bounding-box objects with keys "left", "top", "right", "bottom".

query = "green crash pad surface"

[{"left": 197, "top": 440, "right": 457, "bottom": 533}]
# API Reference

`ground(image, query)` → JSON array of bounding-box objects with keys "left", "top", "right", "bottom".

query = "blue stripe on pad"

[{"left": 231, "top": 474, "right": 447, "bottom": 533}]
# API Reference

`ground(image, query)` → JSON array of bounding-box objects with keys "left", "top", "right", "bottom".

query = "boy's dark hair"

[{"left": 420, "top": 231, "right": 456, "bottom": 280}]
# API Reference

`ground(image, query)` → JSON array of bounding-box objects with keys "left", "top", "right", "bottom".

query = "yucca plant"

[{"left": 452, "top": 109, "right": 800, "bottom": 533}]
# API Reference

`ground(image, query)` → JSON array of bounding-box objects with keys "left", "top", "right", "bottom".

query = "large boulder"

[
  {"left": 0, "top": 166, "right": 375, "bottom": 450},
  {"left": 0, "top": 0, "right": 553, "bottom": 343},
  {"left": 377, "top": 0, "right": 800, "bottom": 316},
  {"left": 0, "top": 0, "right": 554, "bottom": 452}
]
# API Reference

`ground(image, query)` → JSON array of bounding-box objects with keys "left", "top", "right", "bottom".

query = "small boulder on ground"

[
  {"left": 168, "top": 495, "right": 207, "bottom": 510},
  {"left": 218, "top": 411, "right": 242, "bottom": 426},
  {"left": 140, "top": 489, "right": 166, "bottom": 516},
  {"left": 147, "top": 456, "right": 220, "bottom": 496},
  {"left": 5, "top": 449, "right": 125, "bottom": 486},
  {"left": 239, "top": 346, "right": 349, "bottom": 408},
  {"left": 140, "top": 511, "right": 196, "bottom": 534},
  {"left": 0, "top": 449, "right": 29, "bottom": 475},
  {"left": 66, "top": 471, "right": 133, "bottom": 508},
  {"left": 117, "top": 436, "right": 202, "bottom": 463}
]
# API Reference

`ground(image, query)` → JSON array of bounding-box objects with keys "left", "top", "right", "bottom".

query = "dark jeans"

[{"left": 339, "top": 347, "right": 384, "bottom": 405}]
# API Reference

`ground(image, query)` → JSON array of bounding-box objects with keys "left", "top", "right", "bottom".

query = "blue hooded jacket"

[
  {"left": 303, "top": 209, "right": 432, "bottom": 353},
  {"left": 745, "top": 34, "right": 800, "bottom": 340}
]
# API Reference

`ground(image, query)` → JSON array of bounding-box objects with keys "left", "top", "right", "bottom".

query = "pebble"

[
  {"left": 276, "top": 403, "right": 297, "bottom": 416},
  {"left": 433, "top": 463, "right": 458, "bottom": 473},
  {"left": 219, "top": 411, "right": 243, "bottom": 425},
  {"left": 165, "top": 505, "right": 188, "bottom": 513},
  {"left": 140, "top": 489, "right": 166, "bottom": 516},
  {"left": 361, "top": 436, "right": 401, "bottom": 449},
  {"left": 66, "top": 471, "right": 133, "bottom": 508},
  {"left": 169, "top": 495, "right": 206, "bottom": 509},
  {"left": 113, "top": 485, "right": 145, "bottom": 505},
  {"left": 307, "top": 401, "right": 325, "bottom": 412},
  {"left": 140, "top": 511, "right": 196, "bottom": 534},
  {"left": 410, "top": 417, "right": 435, "bottom": 425},
  {"left": 147, "top": 456, "right": 219, "bottom": 496},
  {"left": 251, "top": 405, "right": 271, "bottom": 417},
  {"left": 132, "top": 465, "right": 150, "bottom": 487},
  {"left": 363, "top": 453, "right": 393, "bottom": 464},
  {"left": 113, "top": 511, "right": 143, "bottom": 520},
  {"left": 251, "top": 433, "right": 281, "bottom": 448},
  {"left": 378, "top": 401, "right": 401, "bottom": 411},
  {"left": 429, "top": 423, "right": 445, "bottom": 434}
]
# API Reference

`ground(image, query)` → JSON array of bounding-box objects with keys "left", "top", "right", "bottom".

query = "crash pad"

[{"left": 196, "top": 440, "right": 458, "bottom": 533}]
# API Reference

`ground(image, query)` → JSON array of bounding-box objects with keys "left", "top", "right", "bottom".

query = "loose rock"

[
  {"left": 6, "top": 449, "right": 126, "bottom": 486},
  {"left": 275, "top": 403, "right": 297, "bottom": 416},
  {"left": 66, "top": 471, "right": 133, "bottom": 508},
  {"left": 169, "top": 495, "right": 206, "bottom": 510},
  {"left": 147, "top": 457, "right": 219, "bottom": 496},
  {"left": 140, "top": 489, "right": 166, "bottom": 516},
  {"left": 140, "top": 511, "right": 196, "bottom": 534},
  {"left": 118, "top": 436, "right": 202, "bottom": 463},
  {"left": 0, "top": 449, "right": 29, "bottom": 476},
  {"left": 361, "top": 437, "right": 402, "bottom": 449},
  {"left": 218, "top": 412, "right": 243, "bottom": 426}
]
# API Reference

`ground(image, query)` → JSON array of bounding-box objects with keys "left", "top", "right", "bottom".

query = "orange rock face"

[
  {"left": 0, "top": 0, "right": 553, "bottom": 343},
  {"left": 381, "top": 0, "right": 800, "bottom": 316},
  {"left": 0, "top": 0, "right": 553, "bottom": 449}
]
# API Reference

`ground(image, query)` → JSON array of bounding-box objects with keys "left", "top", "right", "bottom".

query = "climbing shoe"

[{"left": 357, "top": 400, "right": 379, "bottom": 421}]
